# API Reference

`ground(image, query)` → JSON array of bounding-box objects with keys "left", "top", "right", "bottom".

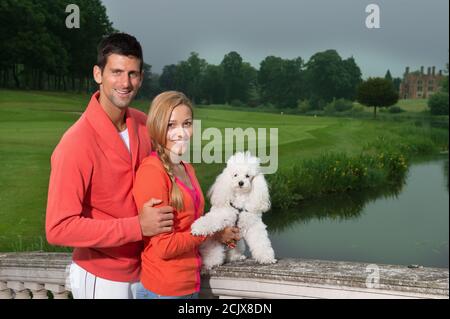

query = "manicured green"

[{"left": 0, "top": 90, "right": 447, "bottom": 251}]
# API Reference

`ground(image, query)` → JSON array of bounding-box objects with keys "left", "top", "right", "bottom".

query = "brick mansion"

[{"left": 399, "top": 66, "right": 445, "bottom": 99}]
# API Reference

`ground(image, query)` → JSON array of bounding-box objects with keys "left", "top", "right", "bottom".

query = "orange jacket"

[
  {"left": 133, "top": 152, "right": 207, "bottom": 296},
  {"left": 46, "top": 91, "right": 151, "bottom": 282}
]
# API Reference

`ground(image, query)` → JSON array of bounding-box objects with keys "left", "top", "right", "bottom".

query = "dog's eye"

[
  {"left": 234, "top": 174, "right": 238, "bottom": 177},
  {"left": 245, "top": 174, "right": 250, "bottom": 178}
]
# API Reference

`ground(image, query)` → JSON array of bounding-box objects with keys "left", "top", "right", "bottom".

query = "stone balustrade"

[{"left": 0, "top": 252, "right": 448, "bottom": 299}]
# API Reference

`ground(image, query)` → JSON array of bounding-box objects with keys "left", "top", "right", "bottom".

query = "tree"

[
  {"left": 200, "top": 64, "right": 225, "bottom": 104},
  {"left": 440, "top": 62, "right": 449, "bottom": 93},
  {"left": 384, "top": 70, "right": 393, "bottom": 82},
  {"left": 384, "top": 69, "right": 401, "bottom": 92},
  {"left": 159, "top": 64, "right": 177, "bottom": 91},
  {"left": 65, "top": 0, "right": 115, "bottom": 92},
  {"left": 428, "top": 92, "right": 449, "bottom": 115},
  {"left": 305, "top": 50, "right": 362, "bottom": 105},
  {"left": 173, "top": 52, "right": 207, "bottom": 103},
  {"left": 240, "top": 62, "right": 258, "bottom": 104},
  {"left": 136, "top": 63, "right": 153, "bottom": 100},
  {"left": 221, "top": 51, "right": 244, "bottom": 104},
  {"left": 0, "top": 0, "right": 114, "bottom": 91},
  {"left": 258, "top": 56, "right": 304, "bottom": 108},
  {"left": 341, "top": 56, "right": 363, "bottom": 100},
  {"left": 357, "top": 77, "right": 399, "bottom": 118},
  {"left": 392, "top": 77, "right": 402, "bottom": 92}
]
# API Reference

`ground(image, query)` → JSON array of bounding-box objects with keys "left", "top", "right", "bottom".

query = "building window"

[
  {"left": 428, "top": 80, "right": 434, "bottom": 85},
  {"left": 417, "top": 80, "right": 423, "bottom": 85},
  {"left": 417, "top": 86, "right": 423, "bottom": 92},
  {"left": 428, "top": 87, "right": 433, "bottom": 92}
]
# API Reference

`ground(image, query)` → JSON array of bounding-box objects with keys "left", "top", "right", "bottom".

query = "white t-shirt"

[{"left": 119, "top": 128, "right": 130, "bottom": 152}]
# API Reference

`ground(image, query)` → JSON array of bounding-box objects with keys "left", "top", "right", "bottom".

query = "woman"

[{"left": 133, "top": 91, "right": 239, "bottom": 299}]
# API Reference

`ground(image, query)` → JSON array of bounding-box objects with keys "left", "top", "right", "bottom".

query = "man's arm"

[{"left": 45, "top": 143, "right": 142, "bottom": 248}]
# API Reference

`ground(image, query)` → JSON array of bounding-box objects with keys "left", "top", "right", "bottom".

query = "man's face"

[{"left": 93, "top": 53, "right": 143, "bottom": 109}]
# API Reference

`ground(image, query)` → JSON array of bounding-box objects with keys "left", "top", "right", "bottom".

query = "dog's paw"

[
  {"left": 254, "top": 256, "right": 277, "bottom": 264},
  {"left": 191, "top": 219, "right": 212, "bottom": 236},
  {"left": 226, "top": 254, "right": 247, "bottom": 262}
]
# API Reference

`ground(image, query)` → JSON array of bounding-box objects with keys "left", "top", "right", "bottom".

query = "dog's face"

[
  {"left": 224, "top": 151, "right": 261, "bottom": 194},
  {"left": 228, "top": 165, "right": 258, "bottom": 193}
]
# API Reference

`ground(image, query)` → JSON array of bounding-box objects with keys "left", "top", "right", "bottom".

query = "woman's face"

[{"left": 166, "top": 104, "right": 193, "bottom": 158}]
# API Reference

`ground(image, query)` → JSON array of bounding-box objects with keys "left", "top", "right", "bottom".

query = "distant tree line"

[
  {"left": 155, "top": 49, "right": 364, "bottom": 109},
  {"left": 2, "top": 0, "right": 410, "bottom": 111},
  {"left": 0, "top": 0, "right": 115, "bottom": 93}
]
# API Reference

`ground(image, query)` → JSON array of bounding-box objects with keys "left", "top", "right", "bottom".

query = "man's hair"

[{"left": 97, "top": 33, "right": 143, "bottom": 72}]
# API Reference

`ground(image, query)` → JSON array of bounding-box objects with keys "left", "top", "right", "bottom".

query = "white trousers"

[{"left": 69, "top": 262, "right": 139, "bottom": 299}]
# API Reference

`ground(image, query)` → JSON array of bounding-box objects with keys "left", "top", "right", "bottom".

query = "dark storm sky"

[{"left": 100, "top": 0, "right": 449, "bottom": 78}]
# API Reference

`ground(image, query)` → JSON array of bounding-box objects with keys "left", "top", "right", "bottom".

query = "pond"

[{"left": 266, "top": 156, "right": 449, "bottom": 268}]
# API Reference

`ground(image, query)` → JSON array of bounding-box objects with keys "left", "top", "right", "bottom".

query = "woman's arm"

[{"left": 133, "top": 160, "right": 208, "bottom": 259}]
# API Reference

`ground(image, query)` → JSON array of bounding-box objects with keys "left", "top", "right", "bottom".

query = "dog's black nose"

[{"left": 238, "top": 181, "right": 244, "bottom": 187}]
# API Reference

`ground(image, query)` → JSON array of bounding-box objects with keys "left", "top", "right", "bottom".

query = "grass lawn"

[{"left": 0, "top": 90, "right": 445, "bottom": 251}]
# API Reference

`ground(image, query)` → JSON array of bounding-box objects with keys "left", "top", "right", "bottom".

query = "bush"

[
  {"left": 260, "top": 102, "right": 276, "bottom": 109},
  {"left": 351, "top": 104, "right": 365, "bottom": 113},
  {"left": 268, "top": 151, "right": 409, "bottom": 210},
  {"left": 297, "top": 99, "right": 311, "bottom": 113},
  {"left": 428, "top": 92, "right": 449, "bottom": 115},
  {"left": 324, "top": 102, "right": 336, "bottom": 114},
  {"left": 388, "top": 105, "right": 404, "bottom": 113},
  {"left": 322, "top": 98, "right": 354, "bottom": 114},
  {"left": 308, "top": 97, "right": 327, "bottom": 110},
  {"left": 334, "top": 98, "right": 354, "bottom": 112},
  {"left": 230, "top": 99, "right": 244, "bottom": 107}
]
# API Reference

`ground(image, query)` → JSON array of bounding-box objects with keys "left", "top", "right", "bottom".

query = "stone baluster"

[
  {"left": 25, "top": 282, "right": 48, "bottom": 299},
  {"left": 45, "top": 283, "right": 70, "bottom": 299},
  {"left": 7, "top": 281, "right": 31, "bottom": 299},
  {"left": 0, "top": 281, "right": 13, "bottom": 299}
]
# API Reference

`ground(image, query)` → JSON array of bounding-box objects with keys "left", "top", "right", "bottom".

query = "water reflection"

[
  {"left": 443, "top": 158, "right": 448, "bottom": 192},
  {"left": 264, "top": 178, "right": 406, "bottom": 233},
  {"left": 263, "top": 157, "right": 449, "bottom": 268}
]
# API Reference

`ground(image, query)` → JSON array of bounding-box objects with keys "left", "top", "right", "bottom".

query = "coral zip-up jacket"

[
  {"left": 133, "top": 153, "right": 208, "bottom": 296},
  {"left": 45, "top": 91, "right": 151, "bottom": 282}
]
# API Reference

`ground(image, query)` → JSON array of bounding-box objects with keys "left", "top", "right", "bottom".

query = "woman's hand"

[{"left": 212, "top": 227, "right": 240, "bottom": 248}]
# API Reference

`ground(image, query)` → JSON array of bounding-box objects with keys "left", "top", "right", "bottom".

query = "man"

[
  {"left": 46, "top": 33, "right": 238, "bottom": 299},
  {"left": 46, "top": 33, "right": 170, "bottom": 298}
]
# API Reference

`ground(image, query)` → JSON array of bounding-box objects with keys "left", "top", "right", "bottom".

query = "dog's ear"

[
  {"left": 208, "top": 171, "right": 233, "bottom": 207},
  {"left": 245, "top": 174, "right": 271, "bottom": 214}
]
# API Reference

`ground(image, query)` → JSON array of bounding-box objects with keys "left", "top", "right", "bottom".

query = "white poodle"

[{"left": 191, "top": 151, "right": 276, "bottom": 269}]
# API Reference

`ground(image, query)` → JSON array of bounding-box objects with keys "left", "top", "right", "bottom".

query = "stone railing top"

[
  {"left": 1, "top": 252, "right": 448, "bottom": 297},
  {"left": 203, "top": 258, "right": 449, "bottom": 296}
]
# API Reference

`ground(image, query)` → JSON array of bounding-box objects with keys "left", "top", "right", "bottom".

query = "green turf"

[{"left": 0, "top": 89, "right": 445, "bottom": 251}]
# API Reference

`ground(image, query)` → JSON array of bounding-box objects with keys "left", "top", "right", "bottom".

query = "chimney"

[
  {"left": 432, "top": 66, "right": 436, "bottom": 76},
  {"left": 421, "top": 66, "right": 424, "bottom": 74},
  {"left": 427, "top": 67, "right": 431, "bottom": 75},
  {"left": 439, "top": 70, "right": 442, "bottom": 76},
  {"left": 405, "top": 66, "right": 409, "bottom": 75}
]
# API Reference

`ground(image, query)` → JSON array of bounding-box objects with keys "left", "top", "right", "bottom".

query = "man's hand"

[
  {"left": 138, "top": 198, "right": 174, "bottom": 237},
  {"left": 213, "top": 227, "right": 240, "bottom": 247}
]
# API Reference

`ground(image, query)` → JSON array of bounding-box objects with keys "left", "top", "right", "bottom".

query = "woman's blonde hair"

[{"left": 147, "top": 91, "right": 193, "bottom": 211}]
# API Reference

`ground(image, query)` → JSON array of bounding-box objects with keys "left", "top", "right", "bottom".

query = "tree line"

[
  {"left": 153, "top": 50, "right": 364, "bottom": 109},
  {"left": 0, "top": 0, "right": 114, "bottom": 93},
  {"left": 2, "top": 0, "right": 406, "bottom": 110}
]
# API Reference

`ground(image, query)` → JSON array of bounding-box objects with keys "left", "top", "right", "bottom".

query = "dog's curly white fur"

[{"left": 191, "top": 151, "right": 276, "bottom": 269}]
